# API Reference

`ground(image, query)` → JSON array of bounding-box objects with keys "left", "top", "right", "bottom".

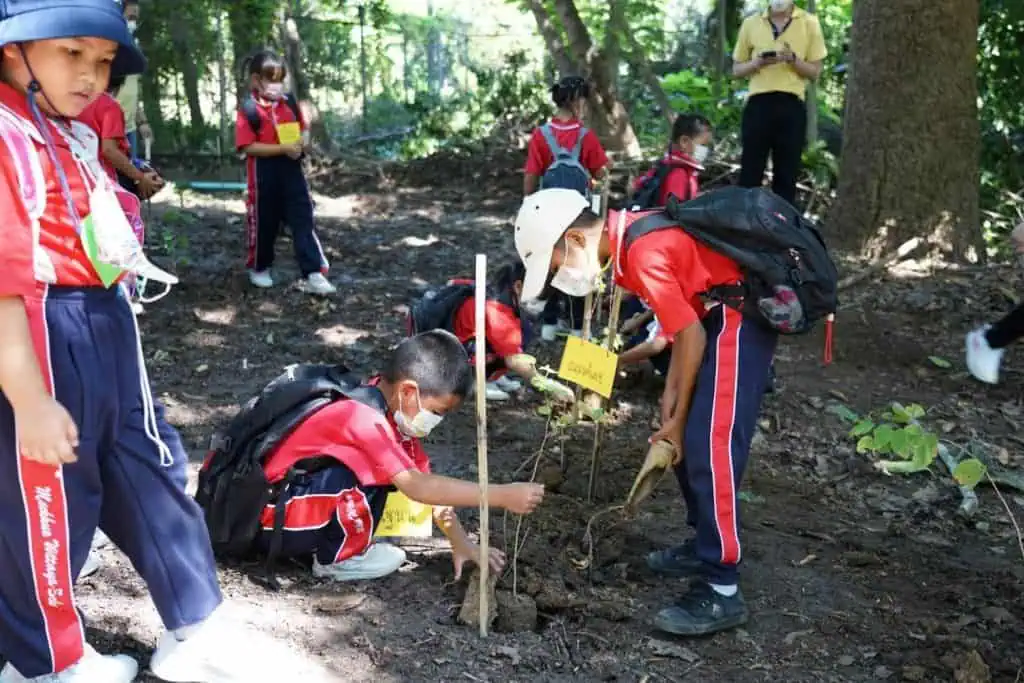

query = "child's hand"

[
  {"left": 137, "top": 172, "right": 163, "bottom": 200},
  {"left": 529, "top": 374, "right": 575, "bottom": 403},
  {"left": 495, "top": 482, "right": 545, "bottom": 515},
  {"left": 16, "top": 395, "right": 79, "bottom": 466},
  {"left": 283, "top": 143, "right": 304, "bottom": 160},
  {"left": 452, "top": 542, "right": 505, "bottom": 580}
]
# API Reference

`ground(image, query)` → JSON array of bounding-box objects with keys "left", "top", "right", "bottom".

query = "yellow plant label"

[
  {"left": 557, "top": 336, "right": 618, "bottom": 398},
  {"left": 374, "top": 491, "right": 432, "bottom": 538}
]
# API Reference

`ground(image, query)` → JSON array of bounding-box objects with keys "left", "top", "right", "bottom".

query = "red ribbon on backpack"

[{"left": 823, "top": 313, "right": 835, "bottom": 366}]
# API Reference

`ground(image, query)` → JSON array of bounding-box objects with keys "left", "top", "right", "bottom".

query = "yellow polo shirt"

[
  {"left": 115, "top": 74, "right": 140, "bottom": 134},
  {"left": 733, "top": 7, "right": 827, "bottom": 100}
]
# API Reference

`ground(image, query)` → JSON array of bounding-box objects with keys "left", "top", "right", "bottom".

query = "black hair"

[
  {"left": 671, "top": 113, "right": 712, "bottom": 142},
  {"left": 492, "top": 260, "right": 526, "bottom": 292},
  {"left": 122, "top": 0, "right": 138, "bottom": 6},
  {"left": 551, "top": 76, "right": 590, "bottom": 110},
  {"left": 568, "top": 208, "right": 601, "bottom": 232},
  {"left": 384, "top": 330, "right": 473, "bottom": 399},
  {"left": 244, "top": 49, "right": 287, "bottom": 82},
  {"left": 107, "top": 73, "right": 126, "bottom": 94}
]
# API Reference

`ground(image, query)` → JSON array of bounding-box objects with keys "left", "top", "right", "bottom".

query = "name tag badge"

[
  {"left": 558, "top": 336, "right": 618, "bottom": 398},
  {"left": 276, "top": 122, "right": 302, "bottom": 145}
]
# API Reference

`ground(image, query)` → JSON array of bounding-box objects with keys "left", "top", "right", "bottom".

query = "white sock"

[{"left": 710, "top": 583, "right": 738, "bottom": 597}]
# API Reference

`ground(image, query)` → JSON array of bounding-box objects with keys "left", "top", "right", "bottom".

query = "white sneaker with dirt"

[
  {"left": 494, "top": 375, "right": 523, "bottom": 393},
  {"left": 966, "top": 325, "right": 1004, "bottom": 384},
  {"left": 312, "top": 543, "right": 406, "bottom": 582},
  {"left": 484, "top": 383, "right": 511, "bottom": 401},
  {"left": 78, "top": 550, "right": 100, "bottom": 580},
  {"left": 0, "top": 645, "right": 138, "bottom": 683},
  {"left": 248, "top": 270, "right": 273, "bottom": 289},
  {"left": 300, "top": 273, "right": 336, "bottom": 296}
]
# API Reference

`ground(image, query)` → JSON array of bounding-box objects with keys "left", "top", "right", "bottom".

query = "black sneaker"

[
  {"left": 646, "top": 539, "right": 703, "bottom": 578},
  {"left": 654, "top": 581, "right": 749, "bottom": 636}
]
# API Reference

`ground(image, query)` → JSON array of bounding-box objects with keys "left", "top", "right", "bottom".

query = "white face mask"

[
  {"left": 692, "top": 144, "right": 710, "bottom": 164},
  {"left": 551, "top": 238, "right": 599, "bottom": 298},
  {"left": 769, "top": 0, "right": 793, "bottom": 11},
  {"left": 126, "top": 20, "right": 138, "bottom": 34},
  {"left": 394, "top": 390, "right": 443, "bottom": 438},
  {"left": 263, "top": 82, "right": 284, "bottom": 100}
]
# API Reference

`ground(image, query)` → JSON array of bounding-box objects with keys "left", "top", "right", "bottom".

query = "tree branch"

[
  {"left": 624, "top": 33, "right": 675, "bottom": 125},
  {"left": 551, "top": 0, "right": 594, "bottom": 68},
  {"left": 523, "top": 0, "right": 577, "bottom": 76}
]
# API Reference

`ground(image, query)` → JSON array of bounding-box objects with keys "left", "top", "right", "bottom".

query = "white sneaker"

[
  {"left": 248, "top": 270, "right": 273, "bottom": 289},
  {"left": 312, "top": 543, "right": 406, "bottom": 582},
  {"left": 495, "top": 375, "right": 523, "bottom": 393},
  {"left": 485, "top": 383, "right": 511, "bottom": 401},
  {"left": 966, "top": 325, "right": 1004, "bottom": 384},
  {"left": 299, "top": 272, "right": 336, "bottom": 296},
  {"left": 150, "top": 605, "right": 327, "bottom": 682},
  {"left": 78, "top": 550, "right": 100, "bottom": 580},
  {"left": 0, "top": 645, "right": 138, "bottom": 683}
]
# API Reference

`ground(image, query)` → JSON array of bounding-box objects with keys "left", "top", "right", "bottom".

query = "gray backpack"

[{"left": 539, "top": 124, "right": 592, "bottom": 198}]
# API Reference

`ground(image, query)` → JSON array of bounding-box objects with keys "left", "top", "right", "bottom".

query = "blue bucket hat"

[{"left": 0, "top": 0, "right": 145, "bottom": 76}]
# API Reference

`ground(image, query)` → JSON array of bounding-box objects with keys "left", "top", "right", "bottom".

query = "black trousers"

[
  {"left": 987, "top": 303, "right": 1024, "bottom": 349},
  {"left": 739, "top": 92, "right": 807, "bottom": 207},
  {"left": 541, "top": 294, "right": 585, "bottom": 331}
]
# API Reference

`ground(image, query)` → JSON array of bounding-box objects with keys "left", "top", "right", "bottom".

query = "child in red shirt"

[
  {"left": 632, "top": 113, "right": 712, "bottom": 208},
  {"left": 77, "top": 75, "right": 164, "bottom": 199},
  {"left": 236, "top": 50, "right": 333, "bottom": 296},
  {"left": 514, "top": 188, "right": 777, "bottom": 640},
  {"left": 524, "top": 77, "right": 609, "bottom": 341}
]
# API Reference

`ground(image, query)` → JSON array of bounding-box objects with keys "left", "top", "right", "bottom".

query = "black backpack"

[
  {"left": 409, "top": 281, "right": 475, "bottom": 335},
  {"left": 195, "top": 362, "right": 387, "bottom": 586},
  {"left": 630, "top": 159, "right": 677, "bottom": 210},
  {"left": 240, "top": 93, "right": 301, "bottom": 136},
  {"left": 538, "top": 123, "right": 592, "bottom": 198},
  {"left": 623, "top": 186, "right": 838, "bottom": 335}
]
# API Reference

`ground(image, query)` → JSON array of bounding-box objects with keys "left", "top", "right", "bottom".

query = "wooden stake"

[{"left": 473, "top": 254, "right": 490, "bottom": 638}]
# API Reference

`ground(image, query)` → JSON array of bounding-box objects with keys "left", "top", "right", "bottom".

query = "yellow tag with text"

[
  {"left": 557, "top": 336, "right": 618, "bottom": 398},
  {"left": 275, "top": 121, "right": 302, "bottom": 145},
  {"left": 374, "top": 492, "right": 432, "bottom": 538}
]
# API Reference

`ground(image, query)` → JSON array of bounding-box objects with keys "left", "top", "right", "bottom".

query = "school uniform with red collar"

[
  {"left": 255, "top": 377, "right": 430, "bottom": 567},
  {"left": 606, "top": 208, "right": 776, "bottom": 586},
  {"left": 0, "top": 81, "right": 220, "bottom": 679},
  {"left": 451, "top": 295, "right": 525, "bottom": 379},
  {"left": 235, "top": 92, "right": 328, "bottom": 278},
  {"left": 632, "top": 147, "right": 702, "bottom": 205}
]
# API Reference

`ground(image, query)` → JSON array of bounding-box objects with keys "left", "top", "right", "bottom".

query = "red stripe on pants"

[
  {"left": 709, "top": 306, "right": 742, "bottom": 565},
  {"left": 19, "top": 290, "right": 85, "bottom": 672}
]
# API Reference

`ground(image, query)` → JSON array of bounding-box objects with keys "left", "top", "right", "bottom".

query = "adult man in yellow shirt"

[
  {"left": 115, "top": 0, "right": 152, "bottom": 158},
  {"left": 732, "top": 0, "right": 826, "bottom": 206}
]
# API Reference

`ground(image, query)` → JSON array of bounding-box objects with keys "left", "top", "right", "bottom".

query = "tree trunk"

[
  {"left": 805, "top": 0, "right": 819, "bottom": 145},
  {"left": 829, "top": 0, "right": 980, "bottom": 260},
  {"left": 170, "top": 17, "right": 204, "bottom": 129},
  {"left": 281, "top": 2, "right": 310, "bottom": 100},
  {"left": 523, "top": 0, "right": 577, "bottom": 77}
]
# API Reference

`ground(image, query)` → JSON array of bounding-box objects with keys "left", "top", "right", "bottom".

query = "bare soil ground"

[{"left": 74, "top": 151, "right": 1024, "bottom": 682}]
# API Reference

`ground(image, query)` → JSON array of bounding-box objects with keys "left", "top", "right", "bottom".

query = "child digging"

[
  {"left": 0, "top": 3, "right": 318, "bottom": 680},
  {"left": 514, "top": 189, "right": 777, "bottom": 637},
  {"left": 236, "top": 49, "right": 334, "bottom": 295},
  {"left": 231, "top": 331, "right": 545, "bottom": 581}
]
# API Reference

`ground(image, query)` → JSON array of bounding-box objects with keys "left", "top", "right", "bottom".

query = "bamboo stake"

[{"left": 473, "top": 254, "right": 490, "bottom": 638}]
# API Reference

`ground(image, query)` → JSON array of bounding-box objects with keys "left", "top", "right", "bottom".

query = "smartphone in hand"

[{"left": 760, "top": 50, "right": 778, "bottom": 59}]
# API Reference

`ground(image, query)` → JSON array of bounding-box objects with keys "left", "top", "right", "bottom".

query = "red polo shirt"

[
  {"left": 524, "top": 117, "right": 608, "bottom": 178},
  {"left": 451, "top": 297, "right": 523, "bottom": 358},
  {"left": 77, "top": 93, "right": 130, "bottom": 180},
  {"left": 235, "top": 92, "right": 307, "bottom": 150},
  {"left": 262, "top": 378, "right": 431, "bottom": 489},
  {"left": 633, "top": 147, "right": 702, "bottom": 205},
  {"left": 0, "top": 82, "right": 108, "bottom": 295},
  {"left": 608, "top": 210, "right": 743, "bottom": 338}
]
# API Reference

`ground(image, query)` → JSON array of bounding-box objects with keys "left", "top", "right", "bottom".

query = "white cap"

[{"left": 514, "top": 189, "right": 590, "bottom": 301}]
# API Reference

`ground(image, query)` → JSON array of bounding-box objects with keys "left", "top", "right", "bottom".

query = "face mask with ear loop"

[
  {"left": 394, "top": 388, "right": 444, "bottom": 438},
  {"left": 551, "top": 235, "right": 606, "bottom": 298}
]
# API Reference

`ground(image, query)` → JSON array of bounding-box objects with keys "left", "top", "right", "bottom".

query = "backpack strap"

[
  {"left": 623, "top": 212, "right": 680, "bottom": 252},
  {"left": 242, "top": 97, "right": 262, "bottom": 135},
  {"left": 570, "top": 126, "right": 588, "bottom": 160},
  {"left": 539, "top": 123, "right": 569, "bottom": 157}
]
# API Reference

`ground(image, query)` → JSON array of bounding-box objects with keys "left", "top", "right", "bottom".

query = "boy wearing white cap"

[{"left": 514, "top": 188, "right": 777, "bottom": 637}]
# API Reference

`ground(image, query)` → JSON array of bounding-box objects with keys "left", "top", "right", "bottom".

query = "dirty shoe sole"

[{"left": 653, "top": 608, "right": 748, "bottom": 637}]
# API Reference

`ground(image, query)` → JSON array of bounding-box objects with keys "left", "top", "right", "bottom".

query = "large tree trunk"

[{"left": 829, "top": 0, "right": 980, "bottom": 259}]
